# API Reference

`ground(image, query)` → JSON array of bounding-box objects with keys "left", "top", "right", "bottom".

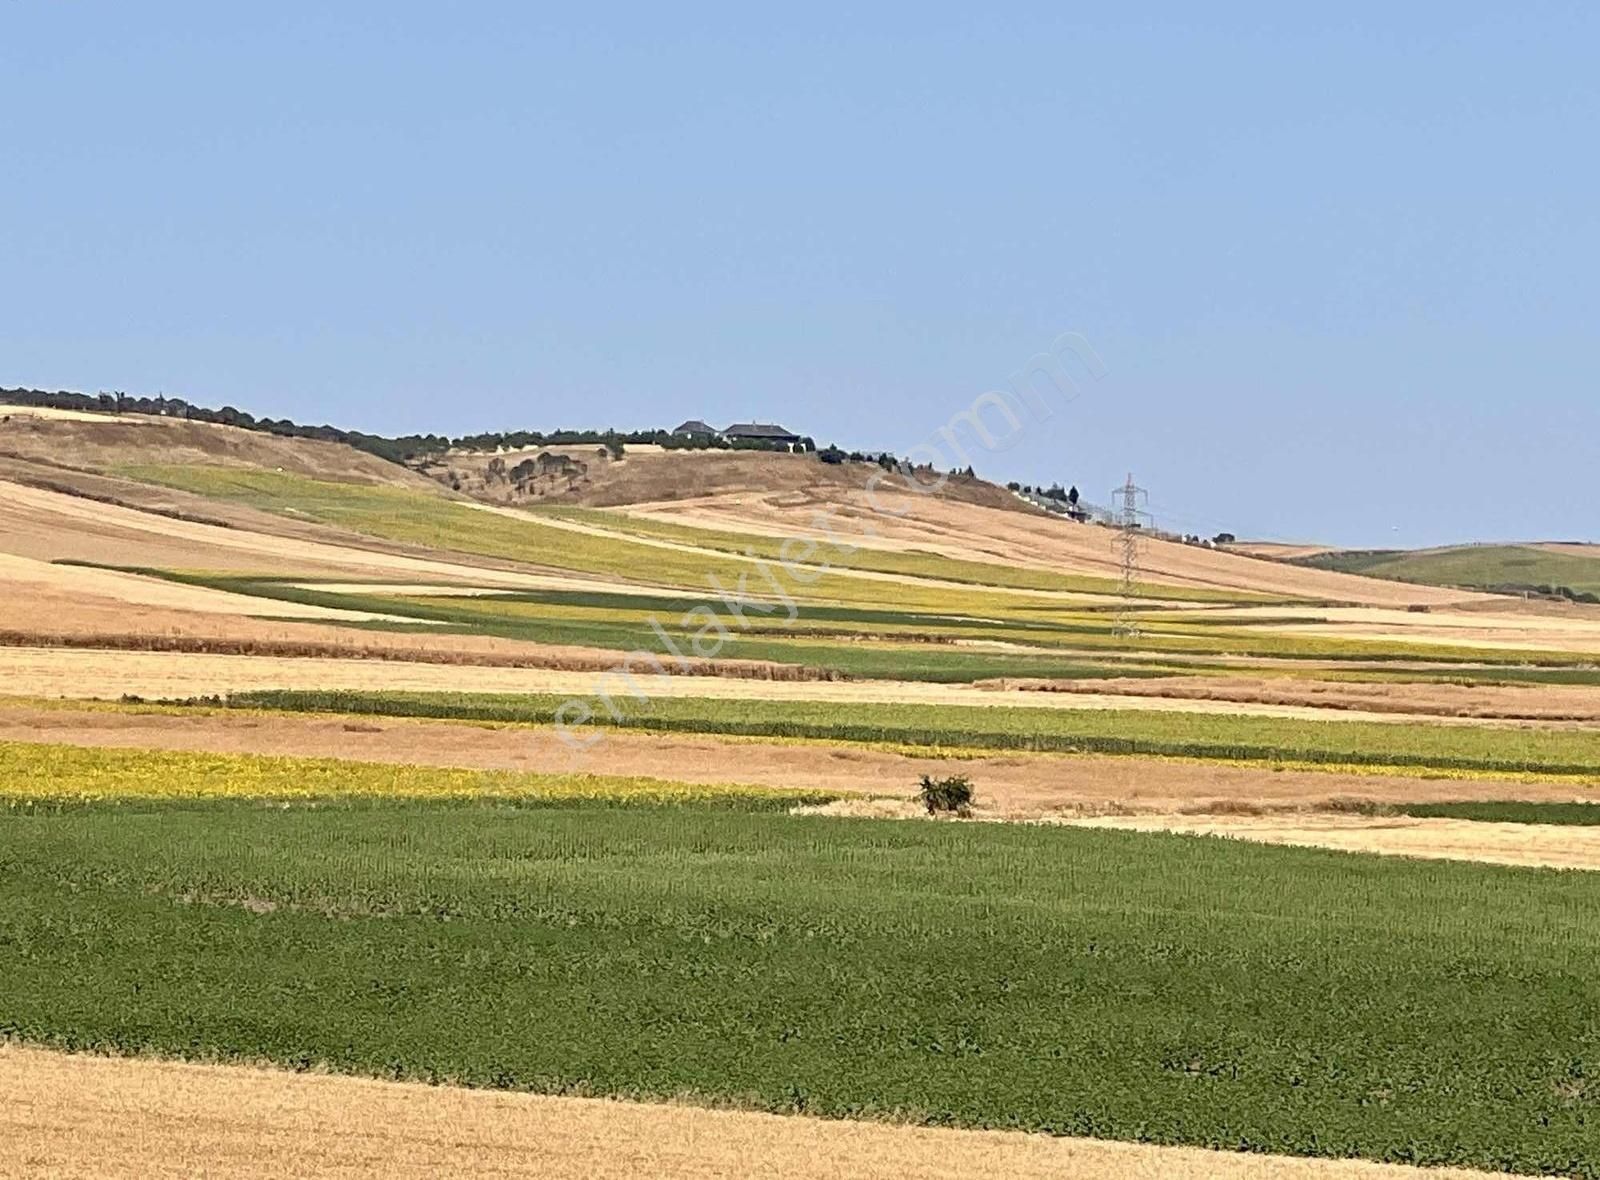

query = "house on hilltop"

[
  {"left": 723, "top": 422, "right": 800, "bottom": 445},
  {"left": 672, "top": 419, "right": 719, "bottom": 439}
]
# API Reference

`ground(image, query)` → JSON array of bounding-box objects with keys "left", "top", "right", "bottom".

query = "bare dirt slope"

[{"left": 0, "top": 1046, "right": 1516, "bottom": 1180}]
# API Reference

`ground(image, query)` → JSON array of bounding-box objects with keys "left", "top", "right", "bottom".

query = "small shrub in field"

[{"left": 917, "top": 773, "right": 975, "bottom": 816}]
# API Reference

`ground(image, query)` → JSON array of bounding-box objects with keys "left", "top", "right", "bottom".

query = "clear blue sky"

[{"left": 4, "top": 3, "right": 1596, "bottom": 547}]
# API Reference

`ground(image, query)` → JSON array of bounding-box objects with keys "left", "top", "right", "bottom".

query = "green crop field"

[
  {"left": 2, "top": 780, "right": 1596, "bottom": 1175},
  {"left": 197, "top": 689, "right": 1600, "bottom": 779}
]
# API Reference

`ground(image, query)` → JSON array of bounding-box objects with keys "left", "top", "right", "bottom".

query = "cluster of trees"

[
  {"left": 0, "top": 386, "right": 451, "bottom": 465},
  {"left": 818, "top": 447, "right": 899, "bottom": 467},
  {"left": 451, "top": 427, "right": 815, "bottom": 456},
  {"left": 0, "top": 387, "right": 817, "bottom": 466},
  {"left": 1007, "top": 480, "right": 1080, "bottom": 506}
]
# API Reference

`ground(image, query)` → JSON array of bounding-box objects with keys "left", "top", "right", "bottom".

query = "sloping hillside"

[
  {"left": 1299, "top": 544, "right": 1600, "bottom": 600},
  {"left": 0, "top": 410, "right": 1553, "bottom": 612},
  {"left": 0, "top": 410, "right": 441, "bottom": 490},
  {"left": 611, "top": 485, "right": 1495, "bottom": 609},
  {"left": 412, "top": 444, "right": 1024, "bottom": 513}
]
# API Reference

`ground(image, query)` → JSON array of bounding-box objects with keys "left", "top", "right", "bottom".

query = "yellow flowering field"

[{"left": 0, "top": 741, "right": 824, "bottom": 807}]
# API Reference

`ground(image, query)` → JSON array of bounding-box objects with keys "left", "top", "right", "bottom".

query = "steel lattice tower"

[{"left": 1112, "top": 474, "right": 1149, "bottom": 638}]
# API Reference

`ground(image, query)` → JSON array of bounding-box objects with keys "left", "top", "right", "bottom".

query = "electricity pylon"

[{"left": 1112, "top": 474, "right": 1150, "bottom": 639}]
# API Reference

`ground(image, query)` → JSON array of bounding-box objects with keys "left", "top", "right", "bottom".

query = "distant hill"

[{"left": 1294, "top": 544, "right": 1600, "bottom": 603}]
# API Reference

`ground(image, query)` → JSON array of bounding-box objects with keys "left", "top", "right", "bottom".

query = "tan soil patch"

[
  {"left": 2, "top": 646, "right": 1561, "bottom": 726},
  {"left": 0, "top": 1046, "right": 1514, "bottom": 1180},
  {"left": 1070, "top": 813, "right": 1600, "bottom": 872},
  {"left": 1001, "top": 674, "right": 1600, "bottom": 723},
  {"left": 2, "top": 702, "right": 1590, "bottom": 812}
]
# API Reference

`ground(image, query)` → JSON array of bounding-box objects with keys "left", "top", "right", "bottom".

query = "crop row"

[
  {"left": 1388, "top": 799, "right": 1600, "bottom": 825},
  {"left": 208, "top": 689, "right": 1600, "bottom": 779},
  {"left": 2, "top": 797, "right": 1596, "bottom": 1175}
]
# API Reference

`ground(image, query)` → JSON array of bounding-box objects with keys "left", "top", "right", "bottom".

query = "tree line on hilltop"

[{"left": 0, "top": 387, "right": 819, "bottom": 465}]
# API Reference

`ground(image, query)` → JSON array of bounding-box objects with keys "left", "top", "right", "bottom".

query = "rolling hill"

[{"left": 1297, "top": 543, "right": 1600, "bottom": 602}]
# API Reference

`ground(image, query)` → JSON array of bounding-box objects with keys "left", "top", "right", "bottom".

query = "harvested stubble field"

[
  {"left": 0, "top": 476, "right": 658, "bottom": 593},
  {"left": 0, "top": 644, "right": 1536, "bottom": 724},
  {"left": 144, "top": 569, "right": 1590, "bottom": 674},
  {"left": 611, "top": 480, "right": 1491, "bottom": 608},
  {"left": 0, "top": 552, "right": 426, "bottom": 625},
  {"left": 101, "top": 461, "right": 1593, "bottom": 656},
  {"left": 2, "top": 776, "right": 1596, "bottom": 1175},
  {"left": 523, "top": 502, "right": 1249, "bottom": 603},
  {"left": 1069, "top": 811, "right": 1600, "bottom": 872},
  {"left": 1001, "top": 674, "right": 1600, "bottom": 722},
  {"left": 112, "top": 464, "right": 1100, "bottom": 617},
  {"left": 8, "top": 699, "right": 1593, "bottom": 815},
  {"left": 5, "top": 456, "right": 1594, "bottom": 682},
  {"left": 209, "top": 688, "right": 1600, "bottom": 780},
  {"left": 0, "top": 1045, "right": 1518, "bottom": 1180}
]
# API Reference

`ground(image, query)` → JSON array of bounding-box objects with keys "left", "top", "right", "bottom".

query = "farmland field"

[
  {"left": 2, "top": 783, "right": 1597, "bottom": 1175},
  {"left": 0, "top": 1049, "right": 1521, "bottom": 1180},
  {"left": 212, "top": 688, "right": 1600, "bottom": 779},
  {"left": 12, "top": 19, "right": 1600, "bottom": 1176},
  {"left": 5, "top": 411, "right": 1600, "bottom": 1176},
  {"left": 110, "top": 465, "right": 1176, "bottom": 615},
  {"left": 532, "top": 503, "right": 1274, "bottom": 602},
  {"left": 66, "top": 561, "right": 1600, "bottom": 676},
  {"left": 0, "top": 739, "right": 831, "bottom": 807}
]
